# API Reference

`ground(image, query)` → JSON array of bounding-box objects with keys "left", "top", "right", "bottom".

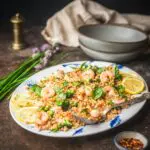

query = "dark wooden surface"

[{"left": 0, "top": 26, "right": 150, "bottom": 150}]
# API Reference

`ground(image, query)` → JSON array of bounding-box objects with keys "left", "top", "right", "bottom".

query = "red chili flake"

[{"left": 119, "top": 138, "right": 144, "bottom": 150}]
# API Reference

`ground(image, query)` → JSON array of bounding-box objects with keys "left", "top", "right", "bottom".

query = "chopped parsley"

[
  {"left": 96, "top": 68, "right": 104, "bottom": 74},
  {"left": 81, "top": 108, "right": 88, "bottom": 114},
  {"left": 39, "top": 105, "right": 50, "bottom": 112},
  {"left": 116, "top": 85, "right": 125, "bottom": 94},
  {"left": 47, "top": 110, "right": 54, "bottom": 117},
  {"left": 115, "top": 85, "right": 128, "bottom": 100},
  {"left": 114, "top": 65, "right": 122, "bottom": 80},
  {"left": 51, "top": 128, "right": 59, "bottom": 132},
  {"left": 54, "top": 86, "right": 63, "bottom": 94},
  {"left": 70, "top": 101, "right": 78, "bottom": 107},
  {"left": 80, "top": 62, "right": 91, "bottom": 70},
  {"left": 63, "top": 81, "right": 69, "bottom": 87},
  {"left": 57, "top": 93, "right": 67, "bottom": 100},
  {"left": 107, "top": 100, "right": 114, "bottom": 106}
]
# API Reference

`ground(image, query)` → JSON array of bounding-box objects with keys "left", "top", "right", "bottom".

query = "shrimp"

[
  {"left": 56, "top": 70, "right": 64, "bottom": 79},
  {"left": 81, "top": 69, "right": 95, "bottom": 80},
  {"left": 76, "top": 86, "right": 84, "bottom": 100},
  {"left": 100, "top": 71, "right": 114, "bottom": 83},
  {"left": 77, "top": 86, "right": 93, "bottom": 98},
  {"left": 39, "top": 121, "right": 51, "bottom": 130},
  {"left": 103, "top": 86, "right": 116, "bottom": 97},
  {"left": 51, "top": 106, "right": 62, "bottom": 113},
  {"left": 112, "top": 99, "right": 125, "bottom": 104},
  {"left": 76, "top": 94, "right": 84, "bottom": 100},
  {"left": 56, "top": 118, "right": 64, "bottom": 123},
  {"left": 41, "top": 86, "right": 55, "bottom": 98},
  {"left": 46, "top": 81, "right": 55, "bottom": 88},
  {"left": 35, "top": 111, "right": 49, "bottom": 128},
  {"left": 77, "top": 86, "right": 85, "bottom": 94},
  {"left": 90, "top": 109, "right": 101, "bottom": 118},
  {"left": 84, "top": 86, "right": 93, "bottom": 96},
  {"left": 64, "top": 72, "right": 80, "bottom": 82}
]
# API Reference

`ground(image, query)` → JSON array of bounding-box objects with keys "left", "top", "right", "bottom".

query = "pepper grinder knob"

[{"left": 10, "top": 13, "right": 25, "bottom": 50}]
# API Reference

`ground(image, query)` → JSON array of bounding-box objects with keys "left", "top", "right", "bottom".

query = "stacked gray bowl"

[{"left": 78, "top": 24, "right": 148, "bottom": 63}]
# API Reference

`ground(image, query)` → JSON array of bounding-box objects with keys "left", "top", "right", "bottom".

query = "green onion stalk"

[{"left": 0, "top": 53, "right": 43, "bottom": 101}]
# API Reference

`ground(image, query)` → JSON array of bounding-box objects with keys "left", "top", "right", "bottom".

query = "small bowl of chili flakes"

[{"left": 114, "top": 131, "right": 148, "bottom": 150}]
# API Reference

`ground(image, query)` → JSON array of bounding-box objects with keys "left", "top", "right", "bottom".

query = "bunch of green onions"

[{"left": 0, "top": 52, "right": 44, "bottom": 101}]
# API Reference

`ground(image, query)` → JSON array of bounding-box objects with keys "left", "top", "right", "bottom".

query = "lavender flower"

[
  {"left": 42, "top": 56, "right": 49, "bottom": 66},
  {"left": 45, "top": 50, "right": 52, "bottom": 58},
  {"left": 55, "top": 45, "right": 60, "bottom": 51},
  {"left": 40, "top": 43, "right": 50, "bottom": 51},
  {"left": 33, "top": 43, "right": 61, "bottom": 71},
  {"left": 32, "top": 47, "right": 40, "bottom": 53},
  {"left": 34, "top": 64, "right": 44, "bottom": 71},
  {"left": 52, "top": 45, "right": 60, "bottom": 54}
]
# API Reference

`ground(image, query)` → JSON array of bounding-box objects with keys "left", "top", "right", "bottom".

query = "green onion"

[
  {"left": 56, "top": 99, "right": 70, "bottom": 110},
  {"left": 57, "top": 93, "right": 67, "bottom": 100},
  {"left": 63, "top": 120, "right": 72, "bottom": 127},
  {"left": 47, "top": 110, "right": 54, "bottom": 117},
  {"left": 0, "top": 53, "right": 41, "bottom": 90},
  {"left": 72, "top": 81, "right": 82, "bottom": 86},
  {"left": 0, "top": 53, "right": 44, "bottom": 101},
  {"left": 66, "top": 90, "right": 74, "bottom": 98},
  {"left": 56, "top": 100, "right": 64, "bottom": 106},
  {"left": 52, "top": 120, "right": 72, "bottom": 132}
]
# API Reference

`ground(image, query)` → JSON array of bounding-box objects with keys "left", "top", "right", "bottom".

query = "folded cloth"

[{"left": 41, "top": 0, "right": 150, "bottom": 47}]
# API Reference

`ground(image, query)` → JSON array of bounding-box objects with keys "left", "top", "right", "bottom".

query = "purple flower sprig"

[
  {"left": 40, "top": 43, "right": 50, "bottom": 52},
  {"left": 33, "top": 43, "right": 61, "bottom": 71},
  {"left": 32, "top": 43, "right": 50, "bottom": 55}
]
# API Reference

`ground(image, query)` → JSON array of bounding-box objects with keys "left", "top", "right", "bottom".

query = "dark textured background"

[{"left": 1, "top": 0, "right": 150, "bottom": 27}]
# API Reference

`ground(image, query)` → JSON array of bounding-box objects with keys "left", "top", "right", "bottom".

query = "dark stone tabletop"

[{"left": 0, "top": 26, "right": 150, "bottom": 150}]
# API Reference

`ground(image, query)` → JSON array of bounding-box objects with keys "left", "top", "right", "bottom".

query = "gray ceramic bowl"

[
  {"left": 80, "top": 42, "right": 143, "bottom": 63},
  {"left": 114, "top": 131, "right": 148, "bottom": 150},
  {"left": 78, "top": 24, "right": 148, "bottom": 53}
]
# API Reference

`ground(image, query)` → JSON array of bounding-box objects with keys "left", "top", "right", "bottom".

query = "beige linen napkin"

[{"left": 42, "top": 0, "right": 150, "bottom": 47}]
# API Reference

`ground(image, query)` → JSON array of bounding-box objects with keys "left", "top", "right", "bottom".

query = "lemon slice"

[
  {"left": 122, "top": 77, "right": 144, "bottom": 94},
  {"left": 121, "top": 72, "right": 136, "bottom": 78},
  {"left": 16, "top": 107, "right": 38, "bottom": 124},
  {"left": 11, "top": 94, "right": 42, "bottom": 110}
]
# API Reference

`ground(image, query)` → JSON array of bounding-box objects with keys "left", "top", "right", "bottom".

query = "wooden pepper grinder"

[{"left": 10, "top": 13, "right": 25, "bottom": 50}]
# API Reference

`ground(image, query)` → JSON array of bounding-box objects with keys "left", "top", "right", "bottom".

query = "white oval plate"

[{"left": 9, "top": 61, "right": 148, "bottom": 138}]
